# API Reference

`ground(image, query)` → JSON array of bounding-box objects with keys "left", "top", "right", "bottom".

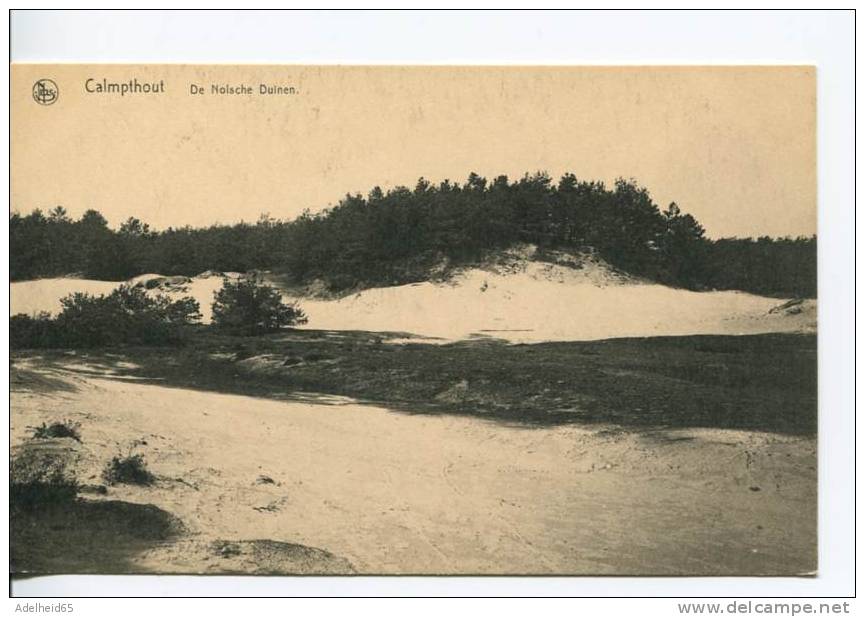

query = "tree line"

[{"left": 10, "top": 173, "right": 817, "bottom": 297}]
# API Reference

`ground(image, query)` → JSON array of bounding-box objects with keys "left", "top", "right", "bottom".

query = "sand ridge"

[{"left": 11, "top": 251, "right": 815, "bottom": 344}]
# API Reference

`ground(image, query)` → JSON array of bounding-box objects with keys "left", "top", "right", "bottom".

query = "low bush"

[
  {"left": 103, "top": 453, "right": 155, "bottom": 486},
  {"left": 31, "top": 420, "right": 82, "bottom": 442},
  {"left": 10, "top": 449, "right": 79, "bottom": 512},
  {"left": 10, "top": 285, "right": 201, "bottom": 349},
  {"left": 10, "top": 312, "right": 57, "bottom": 348},
  {"left": 11, "top": 470, "right": 79, "bottom": 511},
  {"left": 211, "top": 276, "right": 307, "bottom": 335}
]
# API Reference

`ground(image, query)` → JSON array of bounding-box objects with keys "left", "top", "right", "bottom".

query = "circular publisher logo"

[{"left": 32, "top": 79, "right": 58, "bottom": 105}]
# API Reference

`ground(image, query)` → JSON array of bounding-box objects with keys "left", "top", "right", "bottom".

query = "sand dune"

[
  {"left": 10, "top": 278, "right": 119, "bottom": 317},
  {"left": 291, "top": 266, "right": 815, "bottom": 343},
  {"left": 10, "top": 253, "right": 816, "bottom": 343}
]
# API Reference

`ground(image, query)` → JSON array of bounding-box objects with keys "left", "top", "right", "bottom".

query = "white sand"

[
  {"left": 11, "top": 359, "right": 817, "bottom": 575},
  {"left": 291, "top": 266, "right": 816, "bottom": 343},
  {"left": 10, "top": 278, "right": 119, "bottom": 317},
  {"left": 11, "top": 256, "right": 816, "bottom": 343}
]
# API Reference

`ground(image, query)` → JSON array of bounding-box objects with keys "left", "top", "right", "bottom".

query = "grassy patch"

[
  {"left": 11, "top": 468, "right": 79, "bottom": 512},
  {"left": 10, "top": 442, "right": 80, "bottom": 512},
  {"left": 10, "top": 435, "right": 179, "bottom": 575},
  {"left": 31, "top": 420, "right": 82, "bottom": 442},
  {"left": 103, "top": 454, "right": 155, "bottom": 486},
  {"left": 11, "top": 499, "right": 183, "bottom": 575},
  {"left": 16, "top": 331, "right": 818, "bottom": 435}
]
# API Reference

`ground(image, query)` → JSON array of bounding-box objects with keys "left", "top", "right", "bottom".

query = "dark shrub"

[
  {"left": 10, "top": 448, "right": 79, "bottom": 512},
  {"left": 11, "top": 469, "right": 79, "bottom": 512},
  {"left": 211, "top": 276, "right": 308, "bottom": 335},
  {"left": 103, "top": 453, "right": 155, "bottom": 486},
  {"left": 163, "top": 296, "right": 201, "bottom": 324},
  {"left": 31, "top": 420, "right": 82, "bottom": 442},
  {"left": 57, "top": 285, "right": 201, "bottom": 346},
  {"left": 10, "top": 285, "right": 201, "bottom": 349},
  {"left": 10, "top": 312, "right": 59, "bottom": 348}
]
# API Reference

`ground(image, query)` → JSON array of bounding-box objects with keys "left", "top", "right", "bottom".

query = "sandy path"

[{"left": 11, "top": 361, "right": 816, "bottom": 575}]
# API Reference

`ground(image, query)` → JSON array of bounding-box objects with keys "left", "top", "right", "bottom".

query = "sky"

[{"left": 12, "top": 65, "right": 815, "bottom": 239}]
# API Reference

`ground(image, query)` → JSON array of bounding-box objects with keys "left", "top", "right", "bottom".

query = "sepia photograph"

[{"left": 10, "top": 62, "right": 819, "bottom": 578}]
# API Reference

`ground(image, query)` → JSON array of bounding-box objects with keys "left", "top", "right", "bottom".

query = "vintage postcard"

[{"left": 10, "top": 64, "right": 816, "bottom": 577}]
